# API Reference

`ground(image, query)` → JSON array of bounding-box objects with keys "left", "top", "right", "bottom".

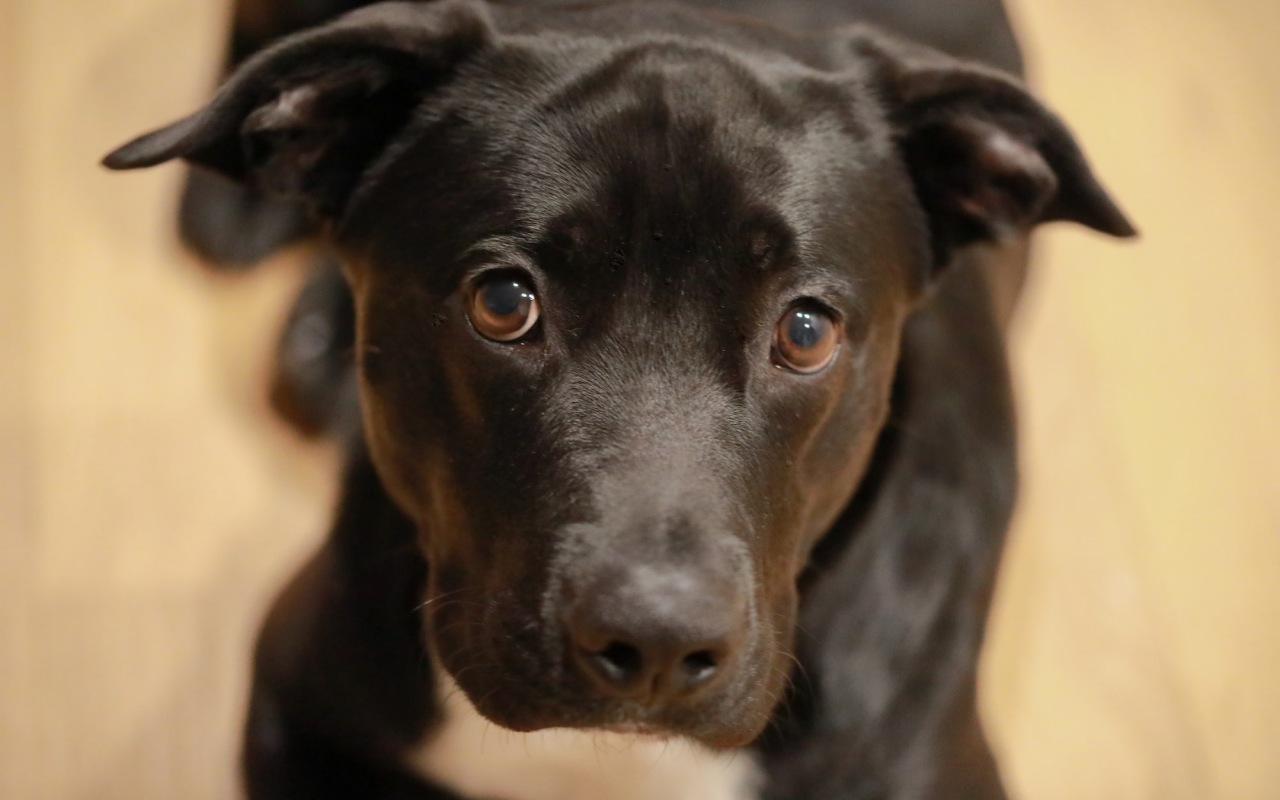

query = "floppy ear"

[
  {"left": 103, "top": 0, "right": 493, "bottom": 218},
  {"left": 845, "top": 29, "right": 1136, "bottom": 269}
]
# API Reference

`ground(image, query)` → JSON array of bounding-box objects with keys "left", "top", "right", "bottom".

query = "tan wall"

[{"left": 2, "top": 0, "right": 1276, "bottom": 797}]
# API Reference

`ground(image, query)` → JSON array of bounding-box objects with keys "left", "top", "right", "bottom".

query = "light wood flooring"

[{"left": 2, "top": 0, "right": 1277, "bottom": 797}]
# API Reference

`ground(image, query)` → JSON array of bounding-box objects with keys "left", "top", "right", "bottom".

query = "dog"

[{"left": 104, "top": 1, "right": 1135, "bottom": 797}]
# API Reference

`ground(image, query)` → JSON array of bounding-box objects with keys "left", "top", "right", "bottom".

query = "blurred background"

[{"left": 1, "top": 0, "right": 1277, "bottom": 798}]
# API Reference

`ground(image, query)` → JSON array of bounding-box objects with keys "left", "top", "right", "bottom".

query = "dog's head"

[{"left": 106, "top": 0, "right": 1132, "bottom": 748}]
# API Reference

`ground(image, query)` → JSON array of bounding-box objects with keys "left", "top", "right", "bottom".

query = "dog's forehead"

[
  {"left": 343, "top": 30, "right": 923, "bottom": 301},
  {"left": 491, "top": 39, "right": 887, "bottom": 236}
]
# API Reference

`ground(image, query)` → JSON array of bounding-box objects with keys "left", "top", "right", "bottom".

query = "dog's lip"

[
  {"left": 576, "top": 721, "right": 668, "bottom": 738},
  {"left": 495, "top": 715, "right": 750, "bottom": 749},
  {"left": 469, "top": 691, "right": 760, "bottom": 749},
  {"left": 479, "top": 712, "right": 663, "bottom": 740},
  {"left": 437, "top": 664, "right": 714, "bottom": 742}
]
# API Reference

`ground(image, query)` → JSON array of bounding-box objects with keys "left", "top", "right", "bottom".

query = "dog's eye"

[
  {"left": 773, "top": 304, "right": 841, "bottom": 374},
  {"left": 469, "top": 274, "right": 541, "bottom": 342}
]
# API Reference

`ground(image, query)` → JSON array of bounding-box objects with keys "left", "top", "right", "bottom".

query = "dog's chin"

[{"left": 447, "top": 669, "right": 768, "bottom": 750}]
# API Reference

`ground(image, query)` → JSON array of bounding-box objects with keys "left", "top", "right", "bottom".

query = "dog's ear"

[
  {"left": 103, "top": 0, "right": 492, "bottom": 217},
  {"left": 843, "top": 29, "right": 1136, "bottom": 269}
]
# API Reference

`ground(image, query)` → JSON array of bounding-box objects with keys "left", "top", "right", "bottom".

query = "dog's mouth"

[
  {"left": 450, "top": 667, "right": 771, "bottom": 749},
  {"left": 424, "top": 589, "right": 782, "bottom": 749},
  {"left": 414, "top": 670, "right": 767, "bottom": 800}
]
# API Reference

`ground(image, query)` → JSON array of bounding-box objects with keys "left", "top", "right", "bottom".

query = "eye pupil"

[
  {"left": 482, "top": 281, "right": 533, "bottom": 317},
  {"left": 787, "top": 311, "right": 824, "bottom": 349},
  {"left": 773, "top": 303, "right": 840, "bottom": 374},
  {"left": 470, "top": 273, "right": 541, "bottom": 342}
]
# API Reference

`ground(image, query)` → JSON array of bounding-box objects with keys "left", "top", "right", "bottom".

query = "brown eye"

[
  {"left": 469, "top": 274, "right": 540, "bottom": 342},
  {"left": 773, "top": 304, "right": 841, "bottom": 373}
]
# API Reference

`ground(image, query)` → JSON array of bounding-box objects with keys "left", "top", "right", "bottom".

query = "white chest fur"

[{"left": 405, "top": 677, "right": 762, "bottom": 800}]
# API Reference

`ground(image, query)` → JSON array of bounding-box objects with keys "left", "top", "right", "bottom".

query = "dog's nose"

[{"left": 564, "top": 564, "right": 746, "bottom": 704}]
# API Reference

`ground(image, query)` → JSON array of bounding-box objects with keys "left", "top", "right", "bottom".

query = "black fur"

[{"left": 104, "top": 1, "right": 1134, "bottom": 797}]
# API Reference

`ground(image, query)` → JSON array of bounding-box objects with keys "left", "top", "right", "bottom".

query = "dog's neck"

[{"left": 405, "top": 674, "right": 763, "bottom": 800}]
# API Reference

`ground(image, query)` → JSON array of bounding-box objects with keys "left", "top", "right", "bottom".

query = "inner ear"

[
  {"left": 843, "top": 28, "right": 1136, "bottom": 270},
  {"left": 904, "top": 115, "right": 1059, "bottom": 257},
  {"left": 235, "top": 56, "right": 426, "bottom": 209},
  {"left": 103, "top": 0, "right": 494, "bottom": 218}
]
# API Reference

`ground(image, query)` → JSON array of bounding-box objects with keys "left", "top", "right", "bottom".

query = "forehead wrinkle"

[
  {"left": 510, "top": 37, "right": 809, "bottom": 198},
  {"left": 535, "top": 37, "right": 798, "bottom": 121},
  {"left": 499, "top": 113, "right": 609, "bottom": 237},
  {"left": 489, "top": 103, "right": 790, "bottom": 314},
  {"left": 454, "top": 36, "right": 854, "bottom": 257},
  {"left": 768, "top": 74, "right": 928, "bottom": 302}
]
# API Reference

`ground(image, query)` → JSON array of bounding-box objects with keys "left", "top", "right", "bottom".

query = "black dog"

[{"left": 105, "top": 1, "right": 1134, "bottom": 797}]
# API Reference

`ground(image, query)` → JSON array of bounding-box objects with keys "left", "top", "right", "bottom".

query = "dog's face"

[
  {"left": 105, "top": 0, "right": 1132, "bottom": 748},
  {"left": 345, "top": 42, "right": 925, "bottom": 745}
]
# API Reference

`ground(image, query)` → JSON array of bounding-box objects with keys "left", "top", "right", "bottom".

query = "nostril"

[
  {"left": 592, "top": 641, "right": 644, "bottom": 682},
  {"left": 564, "top": 568, "right": 745, "bottom": 701},
  {"left": 680, "top": 649, "right": 719, "bottom": 685}
]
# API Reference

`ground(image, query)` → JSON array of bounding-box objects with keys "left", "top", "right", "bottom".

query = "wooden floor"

[{"left": 2, "top": 0, "right": 1278, "bottom": 798}]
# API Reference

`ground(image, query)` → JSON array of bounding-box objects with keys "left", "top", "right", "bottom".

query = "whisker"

[{"left": 413, "top": 587, "right": 465, "bottom": 614}]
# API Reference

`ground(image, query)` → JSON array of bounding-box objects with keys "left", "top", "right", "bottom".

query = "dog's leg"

[
  {"left": 266, "top": 250, "right": 361, "bottom": 440},
  {"left": 243, "top": 685, "right": 464, "bottom": 800},
  {"left": 762, "top": 252, "right": 1017, "bottom": 800},
  {"left": 242, "top": 447, "right": 461, "bottom": 800}
]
